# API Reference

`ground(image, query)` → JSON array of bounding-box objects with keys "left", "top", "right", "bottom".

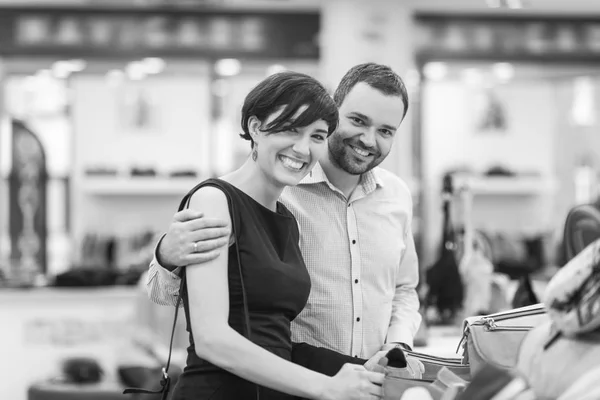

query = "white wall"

[
  {"left": 553, "top": 79, "right": 600, "bottom": 218},
  {"left": 423, "top": 80, "right": 556, "bottom": 177}
]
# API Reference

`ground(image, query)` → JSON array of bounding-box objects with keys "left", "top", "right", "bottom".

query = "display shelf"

[
  {"left": 82, "top": 176, "right": 201, "bottom": 196},
  {"left": 453, "top": 175, "right": 557, "bottom": 196}
]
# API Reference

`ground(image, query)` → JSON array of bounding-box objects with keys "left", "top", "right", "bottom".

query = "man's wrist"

[
  {"left": 397, "top": 342, "right": 411, "bottom": 351},
  {"left": 390, "top": 342, "right": 411, "bottom": 351},
  {"left": 155, "top": 234, "right": 178, "bottom": 272}
]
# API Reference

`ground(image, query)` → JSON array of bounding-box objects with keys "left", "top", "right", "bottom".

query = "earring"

[{"left": 251, "top": 143, "right": 258, "bottom": 161}]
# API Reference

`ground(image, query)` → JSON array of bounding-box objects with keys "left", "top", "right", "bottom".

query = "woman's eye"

[{"left": 350, "top": 117, "right": 364, "bottom": 125}]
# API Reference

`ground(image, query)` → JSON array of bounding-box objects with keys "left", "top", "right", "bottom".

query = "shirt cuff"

[
  {"left": 154, "top": 233, "right": 181, "bottom": 275},
  {"left": 386, "top": 326, "right": 415, "bottom": 350},
  {"left": 389, "top": 342, "right": 412, "bottom": 351},
  {"left": 155, "top": 257, "right": 182, "bottom": 281}
]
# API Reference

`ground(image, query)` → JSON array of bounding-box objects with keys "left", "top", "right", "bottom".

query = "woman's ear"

[{"left": 247, "top": 116, "right": 262, "bottom": 142}]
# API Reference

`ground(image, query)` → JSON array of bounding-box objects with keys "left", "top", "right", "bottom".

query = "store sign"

[
  {"left": 415, "top": 14, "right": 600, "bottom": 61},
  {"left": 0, "top": 7, "right": 319, "bottom": 58},
  {"left": 9, "top": 120, "right": 48, "bottom": 284}
]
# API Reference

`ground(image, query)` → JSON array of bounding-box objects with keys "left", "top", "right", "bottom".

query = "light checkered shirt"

[{"left": 147, "top": 163, "right": 421, "bottom": 358}]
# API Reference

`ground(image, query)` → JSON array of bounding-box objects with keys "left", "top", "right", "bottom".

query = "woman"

[{"left": 171, "top": 72, "right": 383, "bottom": 400}]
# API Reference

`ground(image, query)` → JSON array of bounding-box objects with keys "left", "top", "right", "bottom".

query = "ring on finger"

[{"left": 193, "top": 242, "right": 198, "bottom": 253}]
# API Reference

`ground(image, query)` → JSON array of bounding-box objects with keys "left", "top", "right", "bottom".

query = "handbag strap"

[
  {"left": 124, "top": 179, "right": 256, "bottom": 399},
  {"left": 441, "top": 174, "right": 456, "bottom": 252}
]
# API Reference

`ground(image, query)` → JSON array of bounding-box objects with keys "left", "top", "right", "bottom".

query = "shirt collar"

[{"left": 300, "top": 162, "right": 385, "bottom": 194}]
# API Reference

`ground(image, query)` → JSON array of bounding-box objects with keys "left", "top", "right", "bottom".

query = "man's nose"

[{"left": 359, "top": 128, "right": 377, "bottom": 148}]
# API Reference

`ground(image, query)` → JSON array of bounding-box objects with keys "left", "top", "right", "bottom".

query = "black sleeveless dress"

[{"left": 171, "top": 179, "right": 363, "bottom": 400}]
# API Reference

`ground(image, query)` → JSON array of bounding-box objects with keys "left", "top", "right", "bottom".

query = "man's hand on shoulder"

[{"left": 157, "top": 208, "right": 230, "bottom": 270}]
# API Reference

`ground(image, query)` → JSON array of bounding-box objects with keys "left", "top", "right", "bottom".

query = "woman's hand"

[{"left": 322, "top": 363, "right": 384, "bottom": 400}]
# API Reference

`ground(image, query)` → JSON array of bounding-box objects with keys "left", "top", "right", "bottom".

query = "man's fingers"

[
  {"left": 368, "top": 385, "right": 383, "bottom": 398},
  {"left": 174, "top": 209, "right": 204, "bottom": 222},
  {"left": 365, "top": 371, "right": 385, "bottom": 385},
  {"left": 185, "top": 251, "right": 221, "bottom": 265},
  {"left": 190, "top": 227, "right": 231, "bottom": 243},
  {"left": 191, "top": 238, "right": 230, "bottom": 253},
  {"left": 186, "top": 217, "right": 229, "bottom": 231},
  {"left": 369, "top": 364, "right": 386, "bottom": 374}
]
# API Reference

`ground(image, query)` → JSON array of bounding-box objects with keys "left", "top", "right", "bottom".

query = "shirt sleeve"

[
  {"left": 146, "top": 234, "right": 184, "bottom": 307},
  {"left": 385, "top": 223, "right": 422, "bottom": 349}
]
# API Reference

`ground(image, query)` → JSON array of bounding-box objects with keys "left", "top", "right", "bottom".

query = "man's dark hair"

[
  {"left": 333, "top": 63, "right": 409, "bottom": 118},
  {"left": 240, "top": 71, "right": 338, "bottom": 147}
]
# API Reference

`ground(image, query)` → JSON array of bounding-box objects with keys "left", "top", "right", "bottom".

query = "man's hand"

[
  {"left": 363, "top": 350, "right": 388, "bottom": 373},
  {"left": 371, "top": 345, "right": 425, "bottom": 380},
  {"left": 157, "top": 209, "right": 230, "bottom": 270}
]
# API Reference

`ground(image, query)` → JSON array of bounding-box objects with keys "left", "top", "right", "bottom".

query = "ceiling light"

[
  {"left": 142, "top": 57, "right": 166, "bottom": 74},
  {"left": 52, "top": 61, "right": 72, "bottom": 79},
  {"left": 492, "top": 62, "right": 515, "bottom": 82},
  {"left": 266, "top": 64, "right": 286, "bottom": 76},
  {"left": 126, "top": 62, "right": 146, "bottom": 81},
  {"left": 215, "top": 58, "right": 241, "bottom": 77},
  {"left": 506, "top": 0, "right": 523, "bottom": 9},
  {"left": 68, "top": 59, "right": 86, "bottom": 72},
  {"left": 423, "top": 62, "right": 448, "bottom": 81}
]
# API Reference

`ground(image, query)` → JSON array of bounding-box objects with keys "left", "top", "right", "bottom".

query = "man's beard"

[{"left": 328, "top": 134, "right": 383, "bottom": 175}]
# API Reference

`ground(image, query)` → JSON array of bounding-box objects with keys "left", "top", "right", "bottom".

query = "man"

[{"left": 147, "top": 63, "right": 421, "bottom": 362}]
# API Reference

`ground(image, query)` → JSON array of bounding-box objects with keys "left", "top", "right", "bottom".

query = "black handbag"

[
  {"left": 426, "top": 174, "right": 464, "bottom": 322},
  {"left": 124, "top": 180, "right": 258, "bottom": 399}
]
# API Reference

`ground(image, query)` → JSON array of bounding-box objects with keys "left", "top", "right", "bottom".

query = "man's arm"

[
  {"left": 385, "top": 225, "right": 422, "bottom": 349},
  {"left": 146, "top": 209, "right": 230, "bottom": 306},
  {"left": 147, "top": 240, "right": 183, "bottom": 306}
]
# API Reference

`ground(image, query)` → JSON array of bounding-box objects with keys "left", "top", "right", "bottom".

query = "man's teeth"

[
  {"left": 351, "top": 146, "right": 370, "bottom": 157},
  {"left": 281, "top": 156, "right": 304, "bottom": 170}
]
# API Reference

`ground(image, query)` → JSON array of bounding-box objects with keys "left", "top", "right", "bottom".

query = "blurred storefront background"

[{"left": 1, "top": 0, "right": 600, "bottom": 399}]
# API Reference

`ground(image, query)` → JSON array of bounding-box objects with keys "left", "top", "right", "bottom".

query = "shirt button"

[
  {"left": 352, "top": 240, "right": 356, "bottom": 244},
  {"left": 354, "top": 279, "right": 359, "bottom": 284},
  {"left": 356, "top": 317, "right": 361, "bottom": 322}
]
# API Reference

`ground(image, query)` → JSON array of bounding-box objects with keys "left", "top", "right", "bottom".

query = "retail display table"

[{"left": 0, "top": 287, "right": 138, "bottom": 400}]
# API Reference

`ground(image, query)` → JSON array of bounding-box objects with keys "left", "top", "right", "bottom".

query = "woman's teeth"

[{"left": 280, "top": 156, "right": 305, "bottom": 171}]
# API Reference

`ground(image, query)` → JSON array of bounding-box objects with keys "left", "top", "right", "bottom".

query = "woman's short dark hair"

[{"left": 240, "top": 71, "right": 338, "bottom": 147}]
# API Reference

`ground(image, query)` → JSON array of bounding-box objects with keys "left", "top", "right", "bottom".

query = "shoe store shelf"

[
  {"left": 452, "top": 175, "right": 558, "bottom": 196},
  {"left": 82, "top": 177, "right": 200, "bottom": 196}
]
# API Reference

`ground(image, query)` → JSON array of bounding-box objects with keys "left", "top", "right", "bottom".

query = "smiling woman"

[
  {"left": 237, "top": 72, "right": 339, "bottom": 189},
  {"left": 239, "top": 72, "right": 338, "bottom": 147}
]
